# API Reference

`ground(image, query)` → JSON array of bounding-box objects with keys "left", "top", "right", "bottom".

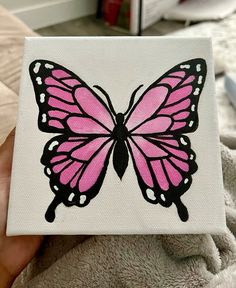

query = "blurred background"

[
  {"left": 1, "top": 0, "right": 236, "bottom": 143},
  {"left": 2, "top": 0, "right": 236, "bottom": 35}
]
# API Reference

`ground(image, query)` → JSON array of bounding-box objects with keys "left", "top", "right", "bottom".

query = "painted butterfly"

[{"left": 29, "top": 58, "right": 207, "bottom": 223}]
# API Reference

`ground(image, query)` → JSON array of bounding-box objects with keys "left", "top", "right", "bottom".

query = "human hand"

[{"left": 0, "top": 131, "right": 43, "bottom": 288}]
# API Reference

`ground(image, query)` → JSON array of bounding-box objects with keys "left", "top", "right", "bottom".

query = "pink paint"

[
  {"left": 79, "top": 141, "right": 113, "bottom": 192},
  {"left": 52, "top": 159, "right": 72, "bottom": 173},
  {"left": 52, "top": 69, "right": 71, "bottom": 79},
  {"left": 48, "top": 97, "right": 81, "bottom": 114},
  {"left": 165, "top": 85, "right": 193, "bottom": 106},
  {"left": 169, "top": 71, "right": 185, "bottom": 78},
  {"left": 159, "top": 77, "right": 182, "bottom": 88},
  {"left": 57, "top": 140, "right": 85, "bottom": 152},
  {"left": 170, "top": 157, "right": 189, "bottom": 172},
  {"left": 170, "top": 122, "right": 186, "bottom": 131},
  {"left": 72, "top": 137, "right": 108, "bottom": 161},
  {"left": 161, "top": 145, "right": 188, "bottom": 160},
  {"left": 132, "top": 136, "right": 167, "bottom": 158},
  {"left": 163, "top": 159, "right": 182, "bottom": 187},
  {"left": 181, "top": 75, "right": 195, "bottom": 86},
  {"left": 173, "top": 111, "right": 190, "bottom": 120},
  {"left": 62, "top": 78, "right": 80, "bottom": 87},
  {"left": 48, "top": 120, "right": 64, "bottom": 129},
  {"left": 74, "top": 87, "right": 114, "bottom": 131},
  {"left": 128, "top": 139, "right": 154, "bottom": 187},
  {"left": 133, "top": 116, "right": 172, "bottom": 134},
  {"left": 50, "top": 155, "right": 67, "bottom": 164},
  {"left": 67, "top": 116, "right": 110, "bottom": 134},
  {"left": 60, "top": 161, "right": 83, "bottom": 185},
  {"left": 151, "top": 160, "right": 169, "bottom": 191},
  {"left": 45, "top": 77, "right": 70, "bottom": 91},
  {"left": 159, "top": 99, "right": 191, "bottom": 115},
  {"left": 70, "top": 168, "right": 84, "bottom": 188},
  {"left": 126, "top": 86, "right": 168, "bottom": 131},
  {"left": 48, "top": 110, "right": 68, "bottom": 119},
  {"left": 68, "top": 136, "right": 87, "bottom": 141},
  {"left": 47, "top": 87, "right": 74, "bottom": 103},
  {"left": 153, "top": 137, "right": 179, "bottom": 147}
]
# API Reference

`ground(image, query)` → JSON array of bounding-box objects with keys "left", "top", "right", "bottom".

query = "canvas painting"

[{"left": 7, "top": 37, "right": 226, "bottom": 235}]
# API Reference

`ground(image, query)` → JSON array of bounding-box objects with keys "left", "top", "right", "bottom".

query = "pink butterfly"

[{"left": 29, "top": 58, "right": 207, "bottom": 223}]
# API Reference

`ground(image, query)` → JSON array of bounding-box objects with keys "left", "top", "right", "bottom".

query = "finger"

[
  {"left": 0, "top": 129, "right": 15, "bottom": 178},
  {"left": 0, "top": 129, "right": 15, "bottom": 235}
]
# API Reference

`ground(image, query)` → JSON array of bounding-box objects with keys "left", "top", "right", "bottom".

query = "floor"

[{"left": 36, "top": 15, "right": 185, "bottom": 36}]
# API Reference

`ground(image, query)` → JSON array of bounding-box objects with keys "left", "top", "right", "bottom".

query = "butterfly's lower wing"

[
  {"left": 127, "top": 135, "right": 197, "bottom": 221},
  {"left": 125, "top": 59, "right": 207, "bottom": 221},
  {"left": 42, "top": 134, "right": 114, "bottom": 222}
]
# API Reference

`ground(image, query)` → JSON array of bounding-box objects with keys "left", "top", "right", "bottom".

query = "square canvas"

[{"left": 7, "top": 37, "right": 226, "bottom": 235}]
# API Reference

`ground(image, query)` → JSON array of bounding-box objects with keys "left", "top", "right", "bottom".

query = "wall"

[
  {"left": 0, "top": 0, "right": 97, "bottom": 29},
  {"left": 0, "top": 0, "right": 50, "bottom": 10}
]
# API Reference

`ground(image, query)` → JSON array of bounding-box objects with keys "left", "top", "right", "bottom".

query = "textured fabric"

[
  {"left": 0, "top": 5, "right": 36, "bottom": 145},
  {"left": 13, "top": 144, "right": 236, "bottom": 288},
  {"left": 0, "top": 5, "right": 235, "bottom": 287}
]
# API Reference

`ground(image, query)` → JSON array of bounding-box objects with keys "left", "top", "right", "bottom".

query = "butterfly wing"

[
  {"left": 29, "top": 60, "right": 115, "bottom": 222},
  {"left": 42, "top": 135, "right": 114, "bottom": 222},
  {"left": 126, "top": 59, "right": 207, "bottom": 221},
  {"left": 29, "top": 60, "right": 115, "bottom": 134}
]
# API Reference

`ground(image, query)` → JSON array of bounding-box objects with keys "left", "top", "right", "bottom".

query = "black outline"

[{"left": 29, "top": 58, "right": 207, "bottom": 223}]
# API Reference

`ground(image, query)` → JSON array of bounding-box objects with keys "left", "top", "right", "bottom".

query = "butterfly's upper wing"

[
  {"left": 125, "top": 59, "right": 207, "bottom": 221},
  {"left": 29, "top": 60, "right": 115, "bottom": 221},
  {"left": 29, "top": 60, "right": 115, "bottom": 134}
]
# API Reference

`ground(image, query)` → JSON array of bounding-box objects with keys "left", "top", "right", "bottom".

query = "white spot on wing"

[
  {"left": 184, "top": 178, "right": 189, "bottom": 184},
  {"left": 36, "top": 76, "right": 42, "bottom": 85},
  {"left": 54, "top": 185, "right": 59, "bottom": 191},
  {"left": 189, "top": 121, "right": 194, "bottom": 127},
  {"left": 46, "top": 168, "right": 51, "bottom": 175},
  {"left": 180, "top": 137, "right": 188, "bottom": 146},
  {"left": 196, "top": 64, "right": 201, "bottom": 72},
  {"left": 193, "top": 88, "right": 200, "bottom": 95},
  {"left": 190, "top": 154, "right": 194, "bottom": 160},
  {"left": 146, "top": 189, "right": 156, "bottom": 201},
  {"left": 80, "top": 195, "right": 87, "bottom": 204},
  {"left": 160, "top": 194, "right": 166, "bottom": 201},
  {"left": 42, "top": 114, "right": 47, "bottom": 123},
  {"left": 68, "top": 193, "right": 75, "bottom": 202},
  {"left": 198, "top": 75, "right": 203, "bottom": 84},
  {"left": 33, "top": 62, "right": 41, "bottom": 74},
  {"left": 48, "top": 141, "right": 59, "bottom": 151},
  {"left": 45, "top": 63, "right": 54, "bottom": 69},
  {"left": 180, "top": 64, "right": 190, "bottom": 69},
  {"left": 40, "top": 93, "right": 45, "bottom": 103},
  {"left": 191, "top": 104, "right": 195, "bottom": 112}
]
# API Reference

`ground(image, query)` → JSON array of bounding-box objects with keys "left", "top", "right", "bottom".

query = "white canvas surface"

[{"left": 7, "top": 37, "right": 226, "bottom": 235}]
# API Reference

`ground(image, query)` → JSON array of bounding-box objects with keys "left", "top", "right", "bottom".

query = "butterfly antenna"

[
  {"left": 93, "top": 85, "right": 116, "bottom": 115},
  {"left": 124, "top": 85, "right": 143, "bottom": 115}
]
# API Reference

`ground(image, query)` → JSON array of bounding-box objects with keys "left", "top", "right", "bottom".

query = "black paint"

[
  {"left": 112, "top": 113, "right": 129, "bottom": 179},
  {"left": 45, "top": 195, "right": 62, "bottom": 223},
  {"left": 29, "top": 58, "right": 207, "bottom": 223}
]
